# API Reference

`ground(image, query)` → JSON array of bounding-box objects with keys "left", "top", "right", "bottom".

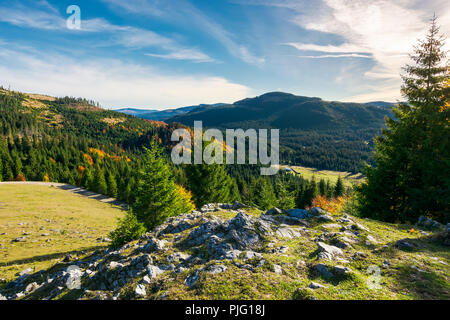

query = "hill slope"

[
  {"left": 169, "top": 92, "right": 390, "bottom": 130},
  {"left": 115, "top": 103, "right": 227, "bottom": 121},
  {"left": 1, "top": 201, "right": 448, "bottom": 300},
  {"left": 167, "top": 92, "right": 394, "bottom": 172},
  {"left": 0, "top": 88, "right": 187, "bottom": 203},
  {"left": 0, "top": 184, "right": 124, "bottom": 283}
]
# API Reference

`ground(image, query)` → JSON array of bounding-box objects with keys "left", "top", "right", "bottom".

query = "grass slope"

[
  {"left": 279, "top": 165, "right": 365, "bottom": 187},
  {"left": 0, "top": 184, "right": 124, "bottom": 283}
]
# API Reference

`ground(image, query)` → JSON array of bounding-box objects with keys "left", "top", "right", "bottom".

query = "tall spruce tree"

[
  {"left": 276, "top": 179, "right": 295, "bottom": 210},
  {"left": 334, "top": 176, "right": 344, "bottom": 197},
  {"left": 106, "top": 172, "right": 118, "bottom": 198},
  {"left": 93, "top": 165, "right": 107, "bottom": 195},
  {"left": 133, "top": 142, "right": 193, "bottom": 229},
  {"left": 185, "top": 163, "right": 234, "bottom": 208},
  {"left": 356, "top": 16, "right": 449, "bottom": 223},
  {"left": 252, "top": 177, "right": 277, "bottom": 210}
]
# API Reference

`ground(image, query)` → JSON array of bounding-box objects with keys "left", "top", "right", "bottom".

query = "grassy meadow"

[
  {"left": 279, "top": 165, "right": 365, "bottom": 187},
  {"left": 0, "top": 184, "right": 124, "bottom": 283}
]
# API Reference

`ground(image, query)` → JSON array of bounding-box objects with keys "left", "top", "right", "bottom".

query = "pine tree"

[
  {"left": 133, "top": 142, "right": 191, "bottom": 229},
  {"left": 319, "top": 179, "right": 327, "bottom": 196},
  {"left": 229, "top": 179, "right": 242, "bottom": 203},
  {"left": 357, "top": 16, "right": 449, "bottom": 223},
  {"left": 276, "top": 180, "right": 295, "bottom": 210},
  {"left": 334, "top": 176, "right": 344, "bottom": 197},
  {"left": 107, "top": 172, "right": 118, "bottom": 198},
  {"left": 185, "top": 163, "right": 233, "bottom": 208},
  {"left": 249, "top": 177, "right": 277, "bottom": 210},
  {"left": 93, "top": 165, "right": 108, "bottom": 195}
]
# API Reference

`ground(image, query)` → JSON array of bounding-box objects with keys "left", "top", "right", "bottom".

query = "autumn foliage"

[
  {"left": 15, "top": 174, "right": 26, "bottom": 182},
  {"left": 308, "top": 195, "right": 348, "bottom": 215}
]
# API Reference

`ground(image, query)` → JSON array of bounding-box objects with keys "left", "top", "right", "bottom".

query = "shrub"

[
  {"left": 109, "top": 211, "right": 146, "bottom": 248},
  {"left": 15, "top": 174, "right": 26, "bottom": 182},
  {"left": 309, "top": 195, "right": 348, "bottom": 215}
]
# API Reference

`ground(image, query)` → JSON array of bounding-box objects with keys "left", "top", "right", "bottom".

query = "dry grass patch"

[{"left": 0, "top": 184, "right": 124, "bottom": 282}]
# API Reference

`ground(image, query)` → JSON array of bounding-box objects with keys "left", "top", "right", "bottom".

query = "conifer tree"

[
  {"left": 133, "top": 142, "right": 192, "bottom": 229},
  {"left": 185, "top": 163, "right": 234, "bottom": 208},
  {"left": 319, "top": 179, "right": 327, "bottom": 196},
  {"left": 107, "top": 172, "right": 118, "bottom": 198},
  {"left": 276, "top": 179, "right": 295, "bottom": 210},
  {"left": 252, "top": 177, "right": 277, "bottom": 210},
  {"left": 357, "top": 16, "right": 449, "bottom": 222},
  {"left": 334, "top": 176, "right": 344, "bottom": 197},
  {"left": 93, "top": 165, "right": 108, "bottom": 195}
]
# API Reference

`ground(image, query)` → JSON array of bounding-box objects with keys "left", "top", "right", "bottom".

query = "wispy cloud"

[
  {"left": 0, "top": 2, "right": 65, "bottom": 30},
  {"left": 0, "top": 44, "right": 250, "bottom": 108},
  {"left": 145, "top": 49, "right": 215, "bottom": 63},
  {"left": 102, "top": 0, "right": 265, "bottom": 65},
  {"left": 240, "top": 0, "right": 450, "bottom": 101},
  {"left": 297, "top": 54, "right": 372, "bottom": 59},
  {"left": 0, "top": 1, "right": 215, "bottom": 63}
]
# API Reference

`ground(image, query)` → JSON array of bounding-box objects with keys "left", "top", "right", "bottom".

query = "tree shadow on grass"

[
  {"left": 0, "top": 246, "right": 104, "bottom": 267},
  {"left": 392, "top": 264, "right": 450, "bottom": 300},
  {"left": 380, "top": 232, "right": 450, "bottom": 261}
]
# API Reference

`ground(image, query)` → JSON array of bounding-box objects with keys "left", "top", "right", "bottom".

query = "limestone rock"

[
  {"left": 207, "top": 265, "right": 227, "bottom": 274},
  {"left": 309, "top": 282, "right": 327, "bottom": 289},
  {"left": 333, "top": 265, "right": 350, "bottom": 275},
  {"left": 315, "top": 264, "right": 333, "bottom": 279},
  {"left": 273, "top": 264, "right": 283, "bottom": 274},
  {"left": 316, "top": 242, "right": 344, "bottom": 260},
  {"left": 135, "top": 284, "right": 146, "bottom": 297}
]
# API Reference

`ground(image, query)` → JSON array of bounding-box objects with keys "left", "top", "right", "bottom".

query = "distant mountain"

[
  {"left": 168, "top": 92, "right": 391, "bottom": 130},
  {"left": 364, "top": 101, "right": 397, "bottom": 109},
  {"left": 115, "top": 103, "right": 227, "bottom": 121},
  {"left": 167, "top": 92, "right": 394, "bottom": 172}
]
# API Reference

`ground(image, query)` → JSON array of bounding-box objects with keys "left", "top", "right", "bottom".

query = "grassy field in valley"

[
  {"left": 0, "top": 184, "right": 124, "bottom": 284},
  {"left": 279, "top": 165, "right": 364, "bottom": 187}
]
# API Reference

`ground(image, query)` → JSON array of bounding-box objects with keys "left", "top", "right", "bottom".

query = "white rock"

[
  {"left": 317, "top": 242, "right": 344, "bottom": 260},
  {"left": 135, "top": 284, "right": 146, "bottom": 297},
  {"left": 146, "top": 265, "right": 164, "bottom": 278},
  {"left": 142, "top": 275, "right": 151, "bottom": 285},
  {"left": 273, "top": 264, "right": 283, "bottom": 274},
  {"left": 309, "top": 282, "right": 327, "bottom": 289}
]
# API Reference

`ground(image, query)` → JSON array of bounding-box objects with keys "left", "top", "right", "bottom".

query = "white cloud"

[
  {"left": 0, "top": 2, "right": 214, "bottom": 63},
  {"left": 0, "top": 46, "right": 251, "bottom": 108},
  {"left": 102, "top": 0, "right": 265, "bottom": 65},
  {"left": 286, "top": 43, "right": 372, "bottom": 54},
  {"left": 297, "top": 54, "right": 372, "bottom": 59},
  {"left": 0, "top": 4, "right": 65, "bottom": 30},
  {"left": 238, "top": 0, "right": 450, "bottom": 101},
  {"left": 145, "top": 49, "right": 215, "bottom": 62}
]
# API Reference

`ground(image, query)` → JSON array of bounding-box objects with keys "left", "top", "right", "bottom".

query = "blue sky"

[{"left": 0, "top": 0, "right": 448, "bottom": 109}]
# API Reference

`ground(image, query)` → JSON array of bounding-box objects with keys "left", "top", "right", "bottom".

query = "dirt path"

[{"left": 0, "top": 182, "right": 129, "bottom": 210}]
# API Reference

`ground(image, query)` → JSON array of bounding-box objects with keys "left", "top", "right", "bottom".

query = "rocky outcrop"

[
  {"left": 417, "top": 216, "right": 442, "bottom": 229},
  {"left": 1, "top": 204, "right": 309, "bottom": 300},
  {"left": 3, "top": 202, "right": 444, "bottom": 300}
]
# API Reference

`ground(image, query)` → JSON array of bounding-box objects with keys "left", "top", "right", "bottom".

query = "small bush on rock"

[{"left": 109, "top": 211, "right": 146, "bottom": 248}]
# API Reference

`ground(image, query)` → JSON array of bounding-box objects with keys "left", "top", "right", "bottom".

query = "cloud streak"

[
  {"left": 102, "top": 0, "right": 265, "bottom": 65},
  {"left": 237, "top": 0, "right": 450, "bottom": 101},
  {"left": 0, "top": 45, "right": 251, "bottom": 108},
  {"left": 0, "top": 1, "right": 215, "bottom": 63}
]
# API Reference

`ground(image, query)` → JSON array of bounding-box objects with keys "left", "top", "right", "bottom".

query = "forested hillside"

[
  {"left": 0, "top": 88, "right": 183, "bottom": 204},
  {"left": 168, "top": 92, "right": 393, "bottom": 172},
  {"left": 0, "top": 88, "right": 348, "bottom": 213}
]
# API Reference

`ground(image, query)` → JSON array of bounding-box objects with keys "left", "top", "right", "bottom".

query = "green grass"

[
  {"left": 0, "top": 184, "right": 124, "bottom": 282},
  {"left": 279, "top": 164, "right": 364, "bottom": 187},
  {"left": 108, "top": 209, "right": 449, "bottom": 300},
  {"left": 1, "top": 185, "right": 448, "bottom": 300}
]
